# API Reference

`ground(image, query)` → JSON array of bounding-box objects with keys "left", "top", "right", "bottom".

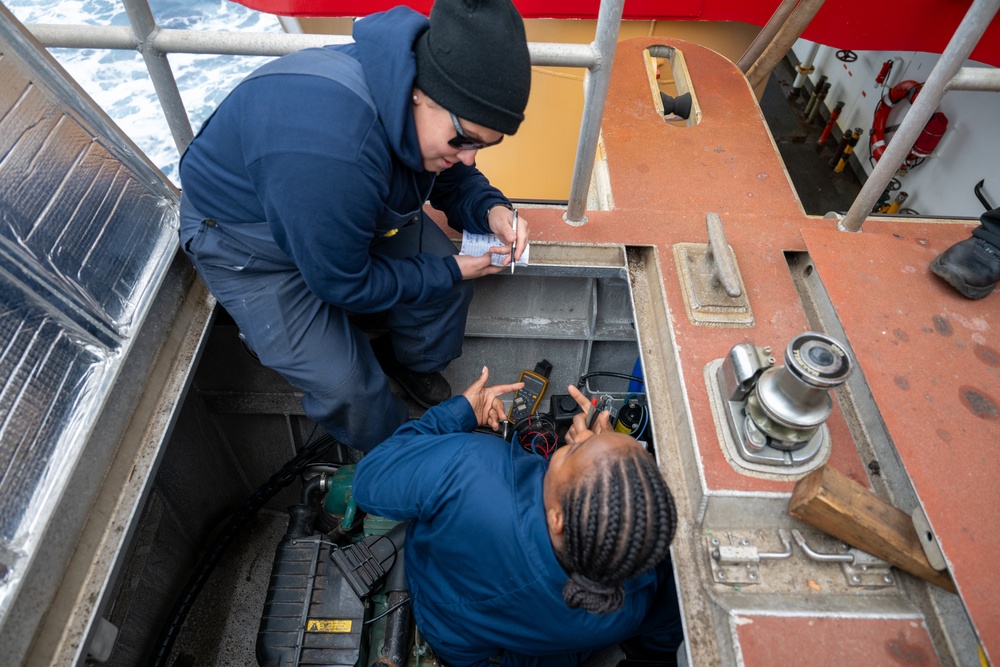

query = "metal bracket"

[
  {"left": 912, "top": 505, "right": 948, "bottom": 571},
  {"left": 718, "top": 342, "right": 774, "bottom": 402},
  {"left": 791, "top": 530, "right": 895, "bottom": 587},
  {"left": 707, "top": 529, "right": 793, "bottom": 585},
  {"left": 674, "top": 213, "right": 754, "bottom": 327}
]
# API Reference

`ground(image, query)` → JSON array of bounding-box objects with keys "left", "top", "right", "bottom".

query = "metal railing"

[
  {"left": 23, "top": 0, "right": 1000, "bottom": 230},
  {"left": 839, "top": 0, "right": 1000, "bottom": 231},
  {"left": 734, "top": 0, "right": 1000, "bottom": 231},
  {"left": 25, "top": 0, "right": 623, "bottom": 225}
]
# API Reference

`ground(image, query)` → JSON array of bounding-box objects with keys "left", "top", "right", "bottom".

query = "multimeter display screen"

[
  {"left": 508, "top": 371, "right": 549, "bottom": 422},
  {"left": 521, "top": 374, "right": 546, "bottom": 394}
]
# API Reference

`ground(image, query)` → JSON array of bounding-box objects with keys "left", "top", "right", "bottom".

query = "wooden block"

[{"left": 789, "top": 465, "right": 957, "bottom": 593}]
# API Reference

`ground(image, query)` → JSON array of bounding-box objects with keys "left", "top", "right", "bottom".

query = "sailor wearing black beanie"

[
  {"left": 178, "top": 2, "right": 532, "bottom": 457},
  {"left": 415, "top": 0, "right": 532, "bottom": 136}
]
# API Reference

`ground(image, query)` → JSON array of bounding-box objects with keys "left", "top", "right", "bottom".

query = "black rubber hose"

[
  {"left": 300, "top": 472, "right": 326, "bottom": 507},
  {"left": 370, "top": 545, "right": 411, "bottom": 667},
  {"left": 385, "top": 548, "right": 406, "bottom": 593}
]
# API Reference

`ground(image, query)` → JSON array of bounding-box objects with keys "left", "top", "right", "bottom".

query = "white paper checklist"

[{"left": 459, "top": 230, "right": 530, "bottom": 268}]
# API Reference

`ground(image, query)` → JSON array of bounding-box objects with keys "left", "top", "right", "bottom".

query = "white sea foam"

[{"left": 7, "top": 0, "right": 282, "bottom": 185}]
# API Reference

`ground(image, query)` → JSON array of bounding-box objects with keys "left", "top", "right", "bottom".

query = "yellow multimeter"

[{"left": 507, "top": 360, "right": 553, "bottom": 424}]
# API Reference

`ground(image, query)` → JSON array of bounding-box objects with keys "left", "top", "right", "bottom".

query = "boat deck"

[
  {"left": 486, "top": 35, "right": 996, "bottom": 666},
  {"left": 2, "top": 9, "right": 995, "bottom": 663}
]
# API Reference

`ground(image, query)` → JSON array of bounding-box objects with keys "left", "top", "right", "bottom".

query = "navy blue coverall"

[
  {"left": 178, "top": 8, "right": 511, "bottom": 451},
  {"left": 353, "top": 396, "right": 683, "bottom": 666}
]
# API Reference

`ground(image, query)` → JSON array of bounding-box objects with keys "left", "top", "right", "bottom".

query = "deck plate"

[
  {"left": 735, "top": 614, "right": 936, "bottom": 667},
  {"left": 804, "top": 226, "right": 999, "bottom": 661}
]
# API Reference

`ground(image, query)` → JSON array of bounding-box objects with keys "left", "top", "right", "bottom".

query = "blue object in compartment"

[{"left": 628, "top": 356, "right": 644, "bottom": 392}]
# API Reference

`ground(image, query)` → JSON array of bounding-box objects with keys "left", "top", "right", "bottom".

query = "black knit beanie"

[{"left": 415, "top": 0, "right": 531, "bottom": 136}]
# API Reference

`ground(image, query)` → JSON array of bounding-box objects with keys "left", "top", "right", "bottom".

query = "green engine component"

[
  {"left": 323, "top": 465, "right": 400, "bottom": 535},
  {"left": 324, "top": 464, "right": 357, "bottom": 517},
  {"left": 315, "top": 469, "right": 435, "bottom": 666}
]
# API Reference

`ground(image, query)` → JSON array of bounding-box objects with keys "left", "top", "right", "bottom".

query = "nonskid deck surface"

[
  {"left": 804, "top": 227, "right": 998, "bottom": 657},
  {"left": 479, "top": 36, "right": 995, "bottom": 666}
]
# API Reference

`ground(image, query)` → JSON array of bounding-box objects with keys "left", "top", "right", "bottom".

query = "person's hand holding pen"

[{"left": 486, "top": 204, "right": 528, "bottom": 271}]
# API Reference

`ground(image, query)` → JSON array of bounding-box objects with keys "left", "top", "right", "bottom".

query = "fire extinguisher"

[
  {"left": 908, "top": 113, "right": 948, "bottom": 166},
  {"left": 875, "top": 59, "right": 893, "bottom": 86}
]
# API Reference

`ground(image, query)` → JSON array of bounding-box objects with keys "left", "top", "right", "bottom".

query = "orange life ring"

[{"left": 870, "top": 80, "right": 922, "bottom": 162}]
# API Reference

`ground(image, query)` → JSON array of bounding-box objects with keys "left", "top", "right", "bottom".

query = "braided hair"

[{"left": 558, "top": 445, "right": 676, "bottom": 614}]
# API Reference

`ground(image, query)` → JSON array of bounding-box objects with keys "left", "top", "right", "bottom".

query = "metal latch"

[
  {"left": 791, "top": 529, "right": 895, "bottom": 587},
  {"left": 707, "top": 529, "right": 793, "bottom": 585}
]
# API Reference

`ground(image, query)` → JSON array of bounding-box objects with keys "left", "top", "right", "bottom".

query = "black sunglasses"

[{"left": 448, "top": 112, "right": 504, "bottom": 150}]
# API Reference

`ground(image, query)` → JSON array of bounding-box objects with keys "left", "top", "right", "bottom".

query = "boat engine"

[{"left": 256, "top": 466, "right": 415, "bottom": 667}]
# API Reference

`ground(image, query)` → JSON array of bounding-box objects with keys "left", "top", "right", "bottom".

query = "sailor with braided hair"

[
  {"left": 553, "top": 428, "right": 677, "bottom": 616},
  {"left": 354, "top": 371, "right": 683, "bottom": 666}
]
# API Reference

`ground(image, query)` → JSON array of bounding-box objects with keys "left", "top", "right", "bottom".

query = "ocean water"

[{"left": 6, "top": 0, "right": 283, "bottom": 185}]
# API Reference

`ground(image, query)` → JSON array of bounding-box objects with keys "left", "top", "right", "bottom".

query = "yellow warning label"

[{"left": 306, "top": 619, "right": 352, "bottom": 633}]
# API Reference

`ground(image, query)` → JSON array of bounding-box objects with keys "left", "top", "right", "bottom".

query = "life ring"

[{"left": 870, "top": 80, "right": 923, "bottom": 162}]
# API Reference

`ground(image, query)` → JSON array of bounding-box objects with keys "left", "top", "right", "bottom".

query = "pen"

[{"left": 510, "top": 209, "right": 518, "bottom": 275}]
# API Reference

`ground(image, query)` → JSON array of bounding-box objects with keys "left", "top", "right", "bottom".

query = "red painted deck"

[
  {"left": 497, "top": 36, "right": 996, "bottom": 664},
  {"left": 805, "top": 226, "right": 999, "bottom": 660},
  {"left": 736, "top": 615, "right": 938, "bottom": 667}
]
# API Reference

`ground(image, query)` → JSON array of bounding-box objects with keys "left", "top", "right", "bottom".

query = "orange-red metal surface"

[
  {"left": 804, "top": 226, "right": 999, "bottom": 661},
  {"left": 735, "top": 614, "right": 938, "bottom": 666},
  {"left": 437, "top": 37, "right": 877, "bottom": 498},
  {"left": 531, "top": 37, "right": 872, "bottom": 495},
  {"left": 428, "top": 35, "right": 995, "bottom": 661}
]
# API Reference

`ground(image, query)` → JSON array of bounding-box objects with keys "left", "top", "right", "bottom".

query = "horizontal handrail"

[
  {"left": 27, "top": 24, "right": 596, "bottom": 65},
  {"left": 25, "top": 0, "right": 621, "bottom": 224}
]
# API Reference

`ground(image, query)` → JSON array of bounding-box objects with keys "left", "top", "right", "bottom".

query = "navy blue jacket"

[
  {"left": 353, "top": 397, "right": 664, "bottom": 666},
  {"left": 179, "top": 8, "right": 508, "bottom": 313}
]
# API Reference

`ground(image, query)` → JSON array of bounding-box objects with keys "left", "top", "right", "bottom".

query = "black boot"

[
  {"left": 930, "top": 237, "right": 1000, "bottom": 300},
  {"left": 371, "top": 334, "right": 452, "bottom": 408}
]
